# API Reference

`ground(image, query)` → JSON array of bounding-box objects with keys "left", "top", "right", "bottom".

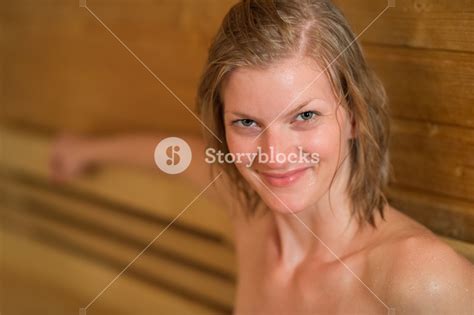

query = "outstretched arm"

[{"left": 49, "top": 132, "right": 233, "bottom": 206}]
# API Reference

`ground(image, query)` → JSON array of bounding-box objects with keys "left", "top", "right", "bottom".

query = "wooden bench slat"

[
  {"left": 0, "top": 228, "right": 220, "bottom": 315},
  {"left": 0, "top": 175, "right": 236, "bottom": 277},
  {"left": 388, "top": 186, "right": 474, "bottom": 243},
  {"left": 0, "top": 205, "right": 235, "bottom": 310}
]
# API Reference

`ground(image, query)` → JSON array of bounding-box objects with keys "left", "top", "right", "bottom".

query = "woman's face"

[{"left": 222, "top": 57, "right": 354, "bottom": 214}]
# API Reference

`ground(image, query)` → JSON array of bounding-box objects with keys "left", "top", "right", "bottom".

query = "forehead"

[{"left": 222, "top": 57, "right": 337, "bottom": 113}]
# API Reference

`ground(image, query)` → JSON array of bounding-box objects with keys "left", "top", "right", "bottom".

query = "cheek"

[
  {"left": 304, "top": 125, "right": 340, "bottom": 160},
  {"left": 225, "top": 131, "right": 257, "bottom": 168},
  {"left": 312, "top": 110, "right": 352, "bottom": 160},
  {"left": 225, "top": 129, "right": 238, "bottom": 153},
  {"left": 227, "top": 132, "right": 252, "bottom": 154}
]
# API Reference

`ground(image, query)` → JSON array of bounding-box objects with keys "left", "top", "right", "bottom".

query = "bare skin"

[
  {"left": 50, "top": 57, "right": 473, "bottom": 315},
  {"left": 231, "top": 201, "right": 473, "bottom": 315}
]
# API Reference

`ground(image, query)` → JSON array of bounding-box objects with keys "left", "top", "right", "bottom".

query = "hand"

[{"left": 49, "top": 132, "right": 94, "bottom": 183}]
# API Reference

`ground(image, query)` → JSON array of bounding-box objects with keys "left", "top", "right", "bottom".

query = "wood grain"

[
  {"left": 0, "top": 176, "right": 236, "bottom": 277},
  {"left": 367, "top": 45, "right": 474, "bottom": 128},
  {"left": 0, "top": 204, "right": 234, "bottom": 311},
  {"left": 333, "top": 0, "right": 474, "bottom": 52},
  {"left": 0, "top": 227, "right": 221, "bottom": 315},
  {"left": 1, "top": 0, "right": 236, "bottom": 133},
  {"left": 390, "top": 118, "right": 474, "bottom": 202},
  {"left": 388, "top": 186, "right": 474, "bottom": 242},
  {"left": 3, "top": 0, "right": 473, "bottom": 132}
]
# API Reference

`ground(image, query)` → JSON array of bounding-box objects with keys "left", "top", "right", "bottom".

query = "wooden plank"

[
  {"left": 4, "top": 40, "right": 472, "bottom": 133},
  {"left": 2, "top": 1, "right": 474, "bottom": 131},
  {"left": 1, "top": 0, "right": 237, "bottom": 134},
  {"left": 333, "top": 0, "right": 474, "bottom": 52},
  {"left": 0, "top": 175, "right": 236, "bottom": 277},
  {"left": 0, "top": 126, "right": 235, "bottom": 244},
  {"left": 389, "top": 119, "right": 474, "bottom": 202},
  {"left": 441, "top": 237, "right": 474, "bottom": 264},
  {"left": 387, "top": 186, "right": 474, "bottom": 242},
  {"left": 366, "top": 45, "right": 474, "bottom": 128},
  {"left": 0, "top": 204, "right": 235, "bottom": 310},
  {"left": 0, "top": 227, "right": 219, "bottom": 315},
  {"left": 1, "top": 271, "right": 117, "bottom": 315}
]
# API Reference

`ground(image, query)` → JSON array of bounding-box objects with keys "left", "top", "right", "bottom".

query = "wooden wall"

[
  {"left": 332, "top": 0, "right": 474, "bottom": 243},
  {"left": 1, "top": 0, "right": 236, "bottom": 134},
  {"left": 1, "top": 0, "right": 473, "bottom": 314},
  {"left": 2, "top": 0, "right": 472, "bottom": 240}
]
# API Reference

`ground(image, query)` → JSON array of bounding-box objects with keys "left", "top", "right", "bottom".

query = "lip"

[{"left": 257, "top": 166, "right": 311, "bottom": 187}]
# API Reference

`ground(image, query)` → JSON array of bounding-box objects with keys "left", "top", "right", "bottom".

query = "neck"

[{"left": 269, "top": 183, "right": 382, "bottom": 272}]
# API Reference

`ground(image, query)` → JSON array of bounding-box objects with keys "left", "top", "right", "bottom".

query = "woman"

[{"left": 51, "top": 0, "right": 473, "bottom": 314}]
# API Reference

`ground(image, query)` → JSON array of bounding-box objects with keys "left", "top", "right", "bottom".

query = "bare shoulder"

[{"left": 377, "top": 207, "right": 474, "bottom": 314}]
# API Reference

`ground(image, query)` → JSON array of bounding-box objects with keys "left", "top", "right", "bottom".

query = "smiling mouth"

[{"left": 256, "top": 166, "right": 311, "bottom": 187}]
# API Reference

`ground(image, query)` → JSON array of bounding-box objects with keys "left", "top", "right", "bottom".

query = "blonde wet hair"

[{"left": 197, "top": 0, "right": 390, "bottom": 226}]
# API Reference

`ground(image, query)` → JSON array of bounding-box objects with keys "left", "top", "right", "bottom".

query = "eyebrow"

[{"left": 225, "top": 98, "right": 324, "bottom": 121}]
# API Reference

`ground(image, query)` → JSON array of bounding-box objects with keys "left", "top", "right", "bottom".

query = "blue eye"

[
  {"left": 296, "top": 111, "right": 318, "bottom": 121},
  {"left": 233, "top": 119, "right": 257, "bottom": 128}
]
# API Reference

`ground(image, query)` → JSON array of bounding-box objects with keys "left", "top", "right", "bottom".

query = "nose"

[{"left": 257, "top": 127, "right": 295, "bottom": 170}]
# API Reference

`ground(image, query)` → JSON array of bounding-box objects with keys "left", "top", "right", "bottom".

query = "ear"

[{"left": 337, "top": 105, "right": 357, "bottom": 141}]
